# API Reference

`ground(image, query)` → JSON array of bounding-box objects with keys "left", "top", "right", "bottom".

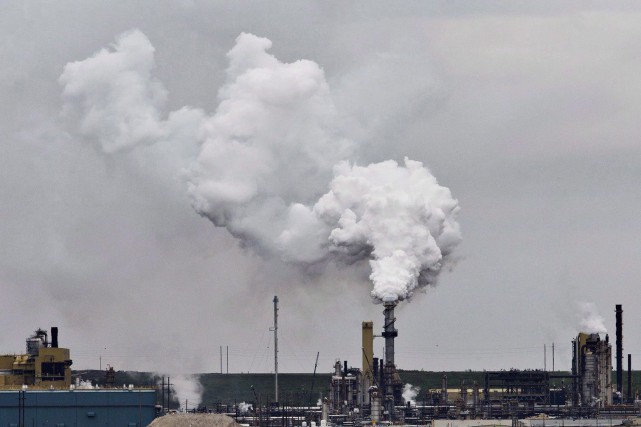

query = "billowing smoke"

[
  {"left": 402, "top": 383, "right": 420, "bottom": 406},
  {"left": 59, "top": 30, "right": 204, "bottom": 154},
  {"left": 59, "top": 30, "right": 461, "bottom": 304},
  {"left": 577, "top": 302, "right": 607, "bottom": 335},
  {"left": 285, "top": 158, "right": 461, "bottom": 302},
  {"left": 170, "top": 374, "right": 203, "bottom": 410},
  {"left": 187, "top": 32, "right": 355, "bottom": 258}
]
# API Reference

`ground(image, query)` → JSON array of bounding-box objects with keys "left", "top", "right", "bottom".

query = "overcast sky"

[{"left": 1, "top": 1, "right": 640, "bottom": 377}]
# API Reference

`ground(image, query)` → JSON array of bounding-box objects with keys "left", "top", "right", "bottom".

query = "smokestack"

[
  {"left": 628, "top": 354, "right": 632, "bottom": 403},
  {"left": 382, "top": 301, "right": 398, "bottom": 420},
  {"left": 616, "top": 304, "right": 623, "bottom": 394},
  {"left": 382, "top": 301, "right": 398, "bottom": 367},
  {"left": 51, "top": 327, "right": 58, "bottom": 348},
  {"left": 373, "top": 357, "right": 379, "bottom": 381}
]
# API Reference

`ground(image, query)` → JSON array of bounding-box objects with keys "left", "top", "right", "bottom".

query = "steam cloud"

[
  {"left": 402, "top": 383, "right": 420, "bottom": 406},
  {"left": 59, "top": 30, "right": 461, "bottom": 303},
  {"left": 238, "top": 402, "right": 253, "bottom": 414},
  {"left": 577, "top": 302, "right": 607, "bottom": 335},
  {"left": 170, "top": 374, "right": 204, "bottom": 410}
]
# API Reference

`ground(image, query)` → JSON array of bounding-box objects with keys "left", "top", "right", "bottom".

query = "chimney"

[
  {"left": 616, "top": 304, "right": 623, "bottom": 393},
  {"left": 372, "top": 357, "right": 379, "bottom": 380},
  {"left": 51, "top": 327, "right": 59, "bottom": 348},
  {"left": 628, "top": 354, "right": 632, "bottom": 403}
]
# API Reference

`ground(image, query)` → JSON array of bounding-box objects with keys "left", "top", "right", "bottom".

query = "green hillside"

[{"left": 74, "top": 369, "right": 641, "bottom": 409}]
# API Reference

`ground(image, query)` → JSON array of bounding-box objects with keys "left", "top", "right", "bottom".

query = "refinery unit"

[
  {"left": 0, "top": 327, "right": 157, "bottom": 427},
  {"left": 216, "top": 302, "right": 640, "bottom": 427},
  {"left": 317, "top": 303, "right": 639, "bottom": 425}
]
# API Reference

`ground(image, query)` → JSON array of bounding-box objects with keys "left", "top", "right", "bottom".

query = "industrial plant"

[
  {"left": 317, "top": 304, "right": 636, "bottom": 424},
  {"left": 217, "top": 302, "right": 639, "bottom": 427},
  {"left": 0, "top": 327, "right": 157, "bottom": 426},
  {"left": 1, "top": 303, "right": 639, "bottom": 427}
]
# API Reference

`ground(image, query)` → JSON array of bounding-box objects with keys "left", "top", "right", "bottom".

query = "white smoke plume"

[
  {"left": 59, "top": 30, "right": 461, "bottom": 304},
  {"left": 187, "top": 32, "right": 355, "bottom": 257},
  {"left": 170, "top": 374, "right": 203, "bottom": 410},
  {"left": 292, "top": 158, "right": 461, "bottom": 302},
  {"left": 59, "top": 29, "right": 204, "bottom": 154},
  {"left": 402, "top": 383, "right": 420, "bottom": 406},
  {"left": 238, "top": 402, "right": 253, "bottom": 414},
  {"left": 577, "top": 302, "right": 607, "bottom": 335}
]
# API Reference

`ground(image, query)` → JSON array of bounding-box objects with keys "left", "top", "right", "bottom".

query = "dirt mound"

[{"left": 148, "top": 414, "right": 241, "bottom": 427}]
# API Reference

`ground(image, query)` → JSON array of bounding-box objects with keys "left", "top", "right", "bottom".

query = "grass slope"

[{"left": 74, "top": 370, "right": 641, "bottom": 408}]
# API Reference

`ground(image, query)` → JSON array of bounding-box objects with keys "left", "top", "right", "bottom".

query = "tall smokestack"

[
  {"left": 382, "top": 301, "right": 398, "bottom": 420},
  {"left": 616, "top": 304, "right": 623, "bottom": 394},
  {"left": 628, "top": 354, "right": 632, "bottom": 403},
  {"left": 382, "top": 302, "right": 397, "bottom": 368},
  {"left": 51, "top": 327, "right": 58, "bottom": 348}
]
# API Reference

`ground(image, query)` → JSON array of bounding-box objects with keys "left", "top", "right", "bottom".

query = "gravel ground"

[{"left": 148, "top": 414, "right": 241, "bottom": 427}]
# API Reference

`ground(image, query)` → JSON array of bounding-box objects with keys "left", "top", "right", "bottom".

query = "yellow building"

[{"left": 0, "top": 327, "right": 72, "bottom": 389}]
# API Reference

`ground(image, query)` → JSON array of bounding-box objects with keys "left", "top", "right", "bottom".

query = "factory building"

[
  {"left": 572, "top": 332, "right": 613, "bottom": 406},
  {"left": 0, "top": 327, "right": 72, "bottom": 388},
  {"left": 329, "top": 360, "right": 362, "bottom": 413},
  {"left": 0, "top": 327, "right": 157, "bottom": 427}
]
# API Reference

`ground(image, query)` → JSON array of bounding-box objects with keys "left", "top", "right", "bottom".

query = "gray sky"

[{"left": 1, "top": 1, "right": 640, "bottom": 375}]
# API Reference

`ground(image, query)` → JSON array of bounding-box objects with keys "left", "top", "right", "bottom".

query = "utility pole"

[
  {"left": 273, "top": 296, "right": 279, "bottom": 402},
  {"left": 227, "top": 346, "right": 229, "bottom": 374},
  {"left": 220, "top": 346, "right": 223, "bottom": 374}
]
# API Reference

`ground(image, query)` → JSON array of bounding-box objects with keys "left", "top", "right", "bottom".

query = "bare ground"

[{"left": 148, "top": 414, "right": 241, "bottom": 427}]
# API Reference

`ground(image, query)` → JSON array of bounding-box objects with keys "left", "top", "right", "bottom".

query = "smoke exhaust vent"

[
  {"left": 616, "top": 304, "right": 623, "bottom": 393},
  {"left": 51, "top": 327, "right": 58, "bottom": 348}
]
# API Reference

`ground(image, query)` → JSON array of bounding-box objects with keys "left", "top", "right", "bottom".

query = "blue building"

[{"left": 0, "top": 388, "right": 157, "bottom": 427}]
